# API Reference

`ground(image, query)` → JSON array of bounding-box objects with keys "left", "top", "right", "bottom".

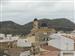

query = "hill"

[
  {"left": 38, "top": 18, "right": 75, "bottom": 31},
  {"left": 0, "top": 18, "right": 75, "bottom": 35}
]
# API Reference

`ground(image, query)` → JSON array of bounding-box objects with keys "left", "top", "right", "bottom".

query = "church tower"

[
  {"left": 29, "top": 18, "right": 39, "bottom": 36},
  {"left": 33, "top": 18, "right": 38, "bottom": 30}
]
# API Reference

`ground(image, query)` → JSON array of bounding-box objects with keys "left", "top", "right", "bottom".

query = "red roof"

[
  {"left": 40, "top": 44, "right": 60, "bottom": 56},
  {"left": 40, "top": 44, "right": 60, "bottom": 51}
]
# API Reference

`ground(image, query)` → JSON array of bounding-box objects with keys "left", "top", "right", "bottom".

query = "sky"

[{"left": 0, "top": 0, "right": 75, "bottom": 25}]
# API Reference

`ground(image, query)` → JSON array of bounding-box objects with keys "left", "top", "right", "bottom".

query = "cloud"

[{"left": 0, "top": 0, "right": 74, "bottom": 24}]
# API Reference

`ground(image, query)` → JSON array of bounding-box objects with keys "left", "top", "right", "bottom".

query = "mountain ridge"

[{"left": 0, "top": 18, "right": 75, "bottom": 35}]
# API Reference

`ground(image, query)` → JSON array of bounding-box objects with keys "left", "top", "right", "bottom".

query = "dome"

[{"left": 41, "top": 23, "right": 48, "bottom": 27}]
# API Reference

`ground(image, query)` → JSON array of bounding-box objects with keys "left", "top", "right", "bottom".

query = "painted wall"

[
  {"left": 48, "top": 33, "right": 74, "bottom": 51},
  {"left": 17, "top": 39, "right": 31, "bottom": 47}
]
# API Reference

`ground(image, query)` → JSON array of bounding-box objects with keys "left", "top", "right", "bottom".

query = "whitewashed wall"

[
  {"left": 0, "top": 34, "right": 5, "bottom": 39},
  {"left": 48, "top": 33, "right": 74, "bottom": 51},
  {"left": 20, "top": 51, "right": 30, "bottom": 56},
  {"left": 17, "top": 39, "right": 31, "bottom": 47}
]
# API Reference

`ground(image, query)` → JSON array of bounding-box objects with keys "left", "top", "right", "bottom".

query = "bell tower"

[{"left": 33, "top": 18, "right": 38, "bottom": 29}]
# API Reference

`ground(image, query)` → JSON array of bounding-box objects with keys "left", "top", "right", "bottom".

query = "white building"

[
  {"left": 0, "top": 33, "right": 31, "bottom": 48},
  {"left": 48, "top": 33, "right": 74, "bottom": 50},
  {"left": 48, "top": 33, "right": 75, "bottom": 56},
  {"left": 17, "top": 39, "right": 31, "bottom": 47},
  {"left": 0, "top": 34, "right": 5, "bottom": 39}
]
